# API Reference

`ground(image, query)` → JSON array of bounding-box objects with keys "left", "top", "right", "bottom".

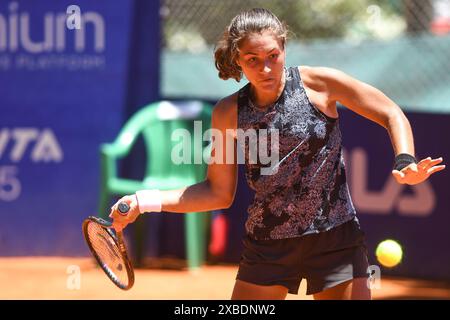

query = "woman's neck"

[{"left": 250, "top": 70, "right": 286, "bottom": 109}]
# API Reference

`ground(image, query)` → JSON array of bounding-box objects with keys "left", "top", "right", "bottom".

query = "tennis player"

[{"left": 110, "top": 8, "right": 445, "bottom": 300}]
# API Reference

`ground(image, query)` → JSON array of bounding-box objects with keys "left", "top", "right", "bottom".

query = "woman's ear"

[{"left": 235, "top": 58, "right": 242, "bottom": 70}]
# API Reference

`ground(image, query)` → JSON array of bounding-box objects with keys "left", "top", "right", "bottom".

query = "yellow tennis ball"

[{"left": 376, "top": 239, "right": 403, "bottom": 268}]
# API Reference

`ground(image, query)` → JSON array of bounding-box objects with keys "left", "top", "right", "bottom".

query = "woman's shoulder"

[
  {"left": 296, "top": 65, "right": 340, "bottom": 93},
  {"left": 296, "top": 65, "right": 345, "bottom": 86},
  {"left": 211, "top": 92, "right": 238, "bottom": 130},
  {"left": 214, "top": 91, "right": 239, "bottom": 115}
]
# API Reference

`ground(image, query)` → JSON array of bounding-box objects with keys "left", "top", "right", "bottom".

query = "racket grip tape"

[{"left": 118, "top": 202, "right": 130, "bottom": 215}]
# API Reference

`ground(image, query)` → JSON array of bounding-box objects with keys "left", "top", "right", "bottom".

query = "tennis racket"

[{"left": 82, "top": 202, "right": 135, "bottom": 290}]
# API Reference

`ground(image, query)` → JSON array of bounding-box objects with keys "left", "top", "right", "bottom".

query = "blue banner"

[{"left": 0, "top": 1, "right": 135, "bottom": 255}]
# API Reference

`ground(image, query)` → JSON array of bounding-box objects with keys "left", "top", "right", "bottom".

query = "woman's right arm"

[
  {"left": 110, "top": 96, "right": 238, "bottom": 230},
  {"left": 160, "top": 95, "right": 238, "bottom": 213},
  {"left": 110, "top": 94, "right": 238, "bottom": 231}
]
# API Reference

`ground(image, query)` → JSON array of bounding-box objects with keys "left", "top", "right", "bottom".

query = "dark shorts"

[{"left": 236, "top": 218, "right": 370, "bottom": 295}]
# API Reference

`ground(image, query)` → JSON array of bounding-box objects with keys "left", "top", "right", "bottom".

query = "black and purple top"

[{"left": 237, "top": 66, "right": 357, "bottom": 240}]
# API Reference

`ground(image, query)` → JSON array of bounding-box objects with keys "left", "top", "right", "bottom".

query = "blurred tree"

[{"left": 162, "top": 0, "right": 407, "bottom": 49}]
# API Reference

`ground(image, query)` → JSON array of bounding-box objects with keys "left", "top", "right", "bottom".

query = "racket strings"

[{"left": 86, "top": 222, "right": 130, "bottom": 287}]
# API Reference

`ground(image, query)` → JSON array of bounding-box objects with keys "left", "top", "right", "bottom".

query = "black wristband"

[{"left": 394, "top": 153, "right": 417, "bottom": 171}]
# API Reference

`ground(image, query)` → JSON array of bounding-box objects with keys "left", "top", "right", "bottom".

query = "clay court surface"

[{"left": 1, "top": 257, "right": 449, "bottom": 300}]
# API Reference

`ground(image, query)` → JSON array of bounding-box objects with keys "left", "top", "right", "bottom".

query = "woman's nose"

[{"left": 260, "top": 60, "right": 271, "bottom": 73}]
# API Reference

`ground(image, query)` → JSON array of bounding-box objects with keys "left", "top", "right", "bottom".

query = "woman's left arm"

[{"left": 318, "top": 67, "right": 445, "bottom": 185}]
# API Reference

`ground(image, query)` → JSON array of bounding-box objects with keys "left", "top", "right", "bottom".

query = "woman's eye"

[
  {"left": 269, "top": 54, "right": 278, "bottom": 59},
  {"left": 248, "top": 57, "right": 256, "bottom": 63}
]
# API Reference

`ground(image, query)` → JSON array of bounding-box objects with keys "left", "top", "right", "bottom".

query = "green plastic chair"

[{"left": 98, "top": 100, "right": 213, "bottom": 270}]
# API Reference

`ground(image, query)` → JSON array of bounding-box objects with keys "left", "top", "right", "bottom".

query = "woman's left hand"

[{"left": 392, "top": 157, "right": 445, "bottom": 185}]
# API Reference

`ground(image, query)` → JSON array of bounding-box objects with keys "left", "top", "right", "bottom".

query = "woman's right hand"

[{"left": 109, "top": 194, "right": 141, "bottom": 232}]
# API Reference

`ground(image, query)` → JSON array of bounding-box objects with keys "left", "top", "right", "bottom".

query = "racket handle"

[{"left": 118, "top": 202, "right": 130, "bottom": 215}]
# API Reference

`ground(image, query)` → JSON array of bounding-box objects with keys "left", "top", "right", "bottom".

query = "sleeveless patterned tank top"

[{"left": 237, "top": 66, "right": 357, "bottom": 240}]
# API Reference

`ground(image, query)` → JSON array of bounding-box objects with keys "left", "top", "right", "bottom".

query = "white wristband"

[{"left": 135, "top": 189, "right": 162, "bottom": 214}]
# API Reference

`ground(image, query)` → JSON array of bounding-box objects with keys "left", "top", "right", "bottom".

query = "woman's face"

[{"left": 236, "top": 30, "right": 286, "bottom": 92}]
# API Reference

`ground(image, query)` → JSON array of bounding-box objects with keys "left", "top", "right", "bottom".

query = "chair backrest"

[{"left": 117, "top": 100, "right": 213, "bottom": 181}]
